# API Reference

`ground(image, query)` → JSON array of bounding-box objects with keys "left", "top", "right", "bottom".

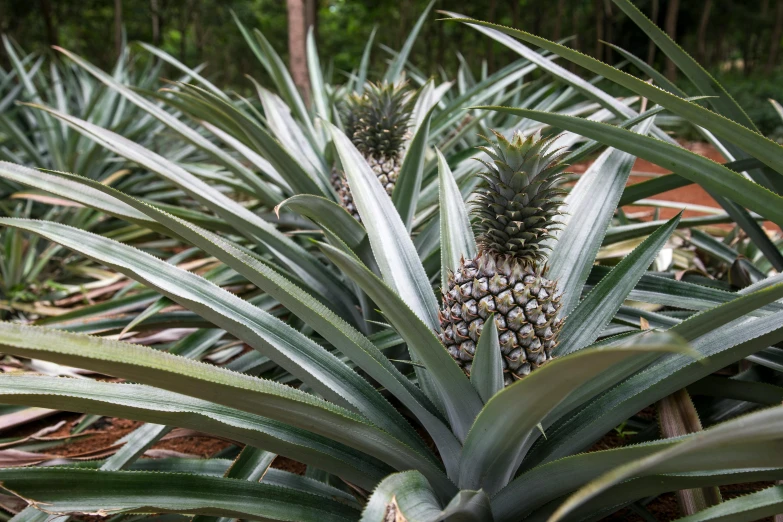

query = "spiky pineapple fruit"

[
  {"left": 439, "top": 131, "right": 567, "bottom": 386},
  {"left": 333, "top": 82, "right": 413, "bottom": 219}
]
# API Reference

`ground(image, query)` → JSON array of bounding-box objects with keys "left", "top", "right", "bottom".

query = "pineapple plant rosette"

[
  {"left": 0, "top": 115, "right": 783, "bottom": 521},
  {"left": 333, "top": 82, "right": 415, "bottom": 220}
]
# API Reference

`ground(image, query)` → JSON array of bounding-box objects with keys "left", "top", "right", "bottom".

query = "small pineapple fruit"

[
  {"left": 333, "top": 82, "right": 414, "bottom": 220},
  {"left": 439, "top": 131, "right": 567, "bottom": 386}
]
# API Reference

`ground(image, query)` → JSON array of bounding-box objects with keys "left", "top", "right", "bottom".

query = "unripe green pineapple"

[
  {"left": 439, "top": 131, "right": 567, "bottom": 386},
  {"left": 332, "top": 82, "right": 413, "bottom": 220}
]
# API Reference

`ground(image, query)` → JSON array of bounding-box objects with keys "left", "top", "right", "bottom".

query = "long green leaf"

[
  {"left": 0, "top": 374, "right": 387, "bottom": 488},
  {"left": 0, "top": 323, "right": 455, "bottom": 497},
  {"left": 249, "top": 27, "right": 320, "bottom": 151},
  {"left": 319, "top": 242, "right": 482, "bottom": 443},
  {"left": 688, "top": 375, "right": 783, "bottom": 405},
  {"left": 384, "top": 0, "right": 435, "bottom": 83},
  {"left": 326, "top": 122, "right": 439, "bottom": 329},
  {"left": 53, "top": 47, "right": 277, "bottom": 205},
  {"left": 392, "top": 103, "right": 436, "bottom": 231},
  {"left": 494, "top": 437, "right": 783, "bottom": 522},
  {"left": 186, "top": 80, "right": 329, "bottom": 197},
  {"left": 439, "top": 11, "right": 678, "bottom": 148},
  {"left": 454, "top": 19, "right": 783, "bottom": 177},
  {"left": 556, "top": 214, "right": 680, "bottom": 356},
  {"left": 255, "top": 85, "right": 329, "bottom": 189},
  {"left": 611, "top": 0, "right": 757, "bottom": 132},
  {"left": 224, "top": 446, "right": 276, "bottom": 482},
  {"left": 0, "top": 162, "right": 156, "bottom": 229},
  {"left": 672, "top": 485, "right": 783, "bottom": 522},
  {"left": 458, "top": 333, "right": 688, "bottom": 494},
  {"left": 278, "top": 194, "right": 366, "bottom": 248},
  {"left": 548, "top": 118, "right": 654, "bottom": 316},
  {"left": 0, "top": 217, "right": 436, "bottom": 463},
  {"left": 437, "top": 148, "right": 477, "bottom": 290},
  {"left": 63, "top": 180, "right": 457, "bottom": 473},
  {"left": 306, "top": 26, "right": 330, "bottom": 123},
  {"left": 192, "top": 446, "right": 277, "bottom": 522},
  {"left": 469, "top": 314, "right": 503, "bottom": 403},
  {"left": 550, "top": 405, "right": 783, "bottom": 522},
  {"left": 0, "top": 467, "right": 359, "bottom": 521},
  {"left": 531, "top": 297, "right": 783, "bottom": 469},
  {"left": 137, "top": 42, "right": 227, "bottom": 100},
  {"left": 585, "top": 266, "right": 781, "bottom": 313},
  {"left": 356, "top": 26, "right": 377, "bottom": 94},
  {"left": 29, "top": 103, "right": 358, "bottom": 323},
  {"left": 535, "top": 469, "right": 783, "bottom": 522},
  {"left": 540, "top": 276, "right": 783, "bottom": 445}
]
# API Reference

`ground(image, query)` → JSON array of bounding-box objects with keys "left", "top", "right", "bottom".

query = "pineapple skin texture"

[
  {"left": 331, "top": 169, "right": 361, "bottom": 221},
  {"left": 439, "top": 252, "right": 563, "bottom": 386},
  {"left": 367, "top": 154, "right": 401, "bottom": 196},
  {"left": 438, "top": 131, "right": 568, "bottom": 385},
  {"left": 331, "top": 154, "right": 402, "bottom": 222}
]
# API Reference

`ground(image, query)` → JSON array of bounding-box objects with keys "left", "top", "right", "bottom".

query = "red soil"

[{"left": 573, "top": 141, "right": 779, "bottom": 233}]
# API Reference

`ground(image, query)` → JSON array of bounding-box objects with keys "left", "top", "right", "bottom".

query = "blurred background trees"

[{"left": 2, "top": 0, "right": 782, "bottom": 133}]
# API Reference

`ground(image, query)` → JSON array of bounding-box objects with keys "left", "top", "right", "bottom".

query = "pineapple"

[
  {"left": 439, "top": 131, "right": 567, "bottom": 386},
  {"left": 333, "top": 82, "right": 414, "bottom": 220}
]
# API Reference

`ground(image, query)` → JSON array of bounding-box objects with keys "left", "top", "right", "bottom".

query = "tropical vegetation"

[{"left": 0, "top": 1, "right": 782, "bottom": 521}]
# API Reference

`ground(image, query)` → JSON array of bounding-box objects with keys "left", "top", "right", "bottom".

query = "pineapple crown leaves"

[
  {"left": 341, "top": 81, "right": 415, "bottom": 160},
  {"left": 472, "top": 130, "right": 568, "bottom": 264}
]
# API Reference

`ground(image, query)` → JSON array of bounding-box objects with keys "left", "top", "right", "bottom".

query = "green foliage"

[{"left": 714, "top": 71, "right": 783, "bottom": 141}]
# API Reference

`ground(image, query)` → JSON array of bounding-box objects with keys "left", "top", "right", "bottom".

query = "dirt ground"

[{"left": 572, "top": 141, "right": 732, "bottom": 220}]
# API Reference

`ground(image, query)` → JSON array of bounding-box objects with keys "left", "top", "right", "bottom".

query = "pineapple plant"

[
  {"left": 440, "top": 131, "right": 566, "bottom": 385},
  {"left": 332, "top": 82, "right": 414, "bottom": 219}
]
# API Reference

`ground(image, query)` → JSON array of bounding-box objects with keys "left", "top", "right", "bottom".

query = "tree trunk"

[
  {"left": 487, "top": 0, "right": 496, "bottom": 72},
  {"left": 767, "top": 0, "right": 783, "bottom": 74},
  {"left": 180, "top": 0, "right": 193, "bottom": 62},
  {"left": 436, "top": 12, "right": 444, "bottom": 73},
  {"left": 664, "top": 0, "right": 680, "bottom": 82},
  {"left": 151, "top": 0, "right": 160, "bottom": 45},
  {"left": 287, "top": 0, "right": 310, "bottom": 106},
  {"left": 571, "top": 0, "right": 580, "bottom": 72},
  {"left": 305, "top": 0, "right": 318, "bottom": 43},
  {"left": 603, "top": 0, "right": 613, "bottom": 63},
  {"left": 757, "top": 0, "right": 771, "bottom": 66},
  {"left": 647, "top": 0, "right": 659, "bottom": 65},
  {"left": 39, "top": 0, "right": 59, "bottom": 48},
  {"left": 594, "top": 0, "right": 604, "bottom": 61},
  {"left": 697, "top": 0, "right": 713, "bottom": 64},
  {"left": 114, "top": 0, "right": 123, "bottom": 58},
  {"left": 554, "top": 0, "right": 565, "bottom": 41},
  {"left": 194, "top": 0, "right": 204, "bottom": 61}
]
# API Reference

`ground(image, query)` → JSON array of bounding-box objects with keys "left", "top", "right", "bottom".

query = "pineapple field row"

[{"left": 0, "top": 1, "right": 782, "bottom": 521}]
